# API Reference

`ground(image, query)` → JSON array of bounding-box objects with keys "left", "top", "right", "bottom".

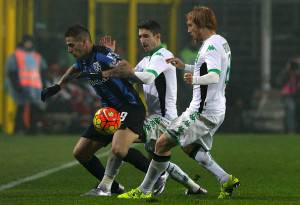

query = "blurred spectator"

[
  {"left": 276, "top": 57, "right": 300, "bottom": 133},
  {"left": 43, "top": 63, "right": 99, "bottom": 133},
  {"left": 5, "top": 35, "right": 47, "bottom": 134}
]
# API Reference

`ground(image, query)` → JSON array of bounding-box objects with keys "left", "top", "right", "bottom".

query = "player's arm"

[
  {"left": 185, "top": 45, "right": 221, "bottom": 85},
  {"left": 41, "top": 65, "right": 79, "bottom": 102},
  {"left": 103, "top": 55, "right": 168, "bottom": 84},
  {"left": 102, "top": 60, "right": 155, "bottom": 84},
  {"left": 57, "top": 65, "right": 82, "bottom": 85},
  {"left": 184, "top": 72, "right": 219, "bottom": 85},
  {"left": 166, "top": 57, "right": 195, "bottom": 72}
]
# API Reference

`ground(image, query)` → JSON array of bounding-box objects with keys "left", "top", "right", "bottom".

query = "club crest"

[{"left": 93, "top": 62, "right": 102, "bottom": 72}]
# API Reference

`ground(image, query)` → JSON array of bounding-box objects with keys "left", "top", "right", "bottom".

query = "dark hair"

[
  {"left": 64, "top": 24, "right": 91, "bottom": 41},
  {"left": 138, "top": 20, "right": 161, "bottom": 35},
  {"left": 187, "top": 6, "right": 217, "bottom": 31}
]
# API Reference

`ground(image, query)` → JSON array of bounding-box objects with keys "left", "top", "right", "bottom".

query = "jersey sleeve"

[
  {"left": 134, "top": 60, "right": 144, "bottom": 72},
  {"left": 145, "top": 54, "right": 169, "bottom": 78},
  {"left": 204, "top": 44, "right": 222, "bottom": 75}
]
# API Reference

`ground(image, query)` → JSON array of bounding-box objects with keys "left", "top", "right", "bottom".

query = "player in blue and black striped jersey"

[{"left": 41, "top": 24, "right": 164, "bottom": 195}]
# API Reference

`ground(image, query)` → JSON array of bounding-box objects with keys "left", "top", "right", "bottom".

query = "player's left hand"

[
  {"left": 41, "top": 84, "right": 61, "bottom": 102},
  {"left": 100, "top": 35, "right": 116, "bottom": 52},
  {"left": 184, "top": 73, "right": 193, "bottom": 85}
]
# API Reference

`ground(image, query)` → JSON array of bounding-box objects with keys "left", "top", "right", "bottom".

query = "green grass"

[{"left": 0, "top": 134, "right": 300, "bottom": 205}]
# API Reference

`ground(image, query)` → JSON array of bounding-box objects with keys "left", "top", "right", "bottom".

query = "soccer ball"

[{"left": 93, "top": 107, "right": 121, "bottom": 135}]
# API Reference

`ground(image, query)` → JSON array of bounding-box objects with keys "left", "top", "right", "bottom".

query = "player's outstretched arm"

[
  {"left": 102, "top": 60, "right": 135, "bottom": 78},
  {"left": 41, "top": 65, "right": 79, "bottom": 102},
  {"left": 167, "top": 57, "right": 195, "bottom": 72},
  {"left": 166, "top": 57, "right": 185, "bottom": 69}
]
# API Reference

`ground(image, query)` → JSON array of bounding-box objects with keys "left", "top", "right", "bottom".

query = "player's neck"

[
  {"left": 147, "top": 43, "right": 164, "bottom": 56},
  {"left": 202, "top": 29, "right": 216, "bottom": 41}
]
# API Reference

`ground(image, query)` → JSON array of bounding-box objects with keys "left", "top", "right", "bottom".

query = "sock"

[
  {"left": 194, "top": 151, "right": 229, "bottom": 184},
  {"left": 123, "top": 147, "right": 150, "bottom": 173},
  {"left": 167, "top": 162, "right": 200, "bottom": 192},
  {"left": 139, "top": 155, "right": 170, "bottom": 194},
  {"left": 79, "top": 155, "right": 120, "bottom": 191},
  {"left": 98, "top": 153, "right": 123, "bottom": 191}
]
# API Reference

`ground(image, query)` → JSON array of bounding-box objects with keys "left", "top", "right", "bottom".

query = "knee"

[
  {"left": 155, "top": 136, "right": 172, "bottom": 155},
  {"left": 111, "top": 145, "right": 127, "bottom": 158},
  {"left": 73, "top": 146, "right": 92, "bottom": 163}
]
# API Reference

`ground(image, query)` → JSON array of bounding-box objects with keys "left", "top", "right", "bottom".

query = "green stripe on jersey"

[
  {"left": 208, "top": 68, "right": 221, "bottom": 74},
  {"left": 145, "top": 69, "right": 158, "bottom": 77}
]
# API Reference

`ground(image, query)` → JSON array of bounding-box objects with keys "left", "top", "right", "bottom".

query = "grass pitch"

[{"left": 0, "top": 134, "right": 299, "bottom": 205}]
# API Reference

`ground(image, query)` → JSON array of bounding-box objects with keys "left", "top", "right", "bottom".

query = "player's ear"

[{"left": 155, "top": 33, "right": 161, "bottom": 40}]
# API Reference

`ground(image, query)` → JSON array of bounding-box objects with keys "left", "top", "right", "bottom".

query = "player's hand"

[
  {"left": 41, "top": 84, "right": 61, "bottom": 102},
  {"left": 184, "top": 73, "right": 193, "bottom": 85},
  {"left": 166, "top": 57, "right": 185, "bottom": 69},
  {"left": 116, "top": 60, "right": 131, "bottom": 69},
  {"left": 100, "top": 35, "right": 116, "bottom": 52}
]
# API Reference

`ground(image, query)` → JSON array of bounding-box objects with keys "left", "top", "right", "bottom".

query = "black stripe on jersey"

[
  {"left": 199, "top": 63, "right": 208, "bottom": 113},
  {"left": 155, "top": 73, "right": 166, "bottom": 117}
]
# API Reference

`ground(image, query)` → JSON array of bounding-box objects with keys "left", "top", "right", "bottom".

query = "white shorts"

[
  {"left": 143, "top": 114, "right": 172, "bottom": 153},
  {"left": 166, "top": 110, "right": 225, "bottom": 150}
]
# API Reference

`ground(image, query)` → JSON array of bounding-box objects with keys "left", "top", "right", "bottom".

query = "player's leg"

[
  {"left": 73, "top": 125, "right": 123, "bottom": 194},
  {"left": 184, "top": 145, "right": 239, "bottom": 198},
  {"left": 118, "top": 133, "right": 176, "bottom": 199},
  {"left": 166, "top": 162, "right": 207, "bottom": 195},
  {"left": 145, "top": 139, "right": 206, "bottom": 195},
  {"left": 182, "top": 112, "right": 240, "bottom": 199},
  {"left": 97, "top": 127, "right": 139, "bottom": 195},
  {"left": 139, "top": 133, "right": 175, "bottom": 192}
]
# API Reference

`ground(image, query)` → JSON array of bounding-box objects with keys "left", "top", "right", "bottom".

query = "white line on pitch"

[{"left": 0, "top": 148, "right": 115, "bottom": 192}]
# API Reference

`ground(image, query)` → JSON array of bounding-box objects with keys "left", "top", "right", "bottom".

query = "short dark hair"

[
  {"left": 138, "top": 20, "right": 161, "bottom": 35},
  {"left": 64, "top": 24, "right": 91, "bottom": 41}
]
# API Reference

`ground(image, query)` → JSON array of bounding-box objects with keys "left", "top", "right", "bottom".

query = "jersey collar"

[{"left": 145, "top": 44, "right": 164, "bottom": 56}]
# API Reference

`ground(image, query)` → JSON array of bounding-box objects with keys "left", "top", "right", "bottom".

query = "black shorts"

[{"left": 82, "top": 105, "right": 146, "bottom": 146}]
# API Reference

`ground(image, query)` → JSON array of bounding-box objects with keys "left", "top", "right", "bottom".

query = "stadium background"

[
  {"left": 1, "top": 0, "right": 300, "bottom": 135},
  {"left": 1, "top": 0, "right": 300, "bottom": 134},
  {"left": 1, "top": 1, "right": 300, "bottom": 205}
]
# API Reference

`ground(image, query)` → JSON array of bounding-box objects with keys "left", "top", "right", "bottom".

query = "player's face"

[
  {"left": 138, "top": 28, "right": 160, "bottom": 52},
  {"left": 186, "top": 17, "right": 203, "bottom": 42},
  {"left": 65, "top": 37, "right": 88, "bottom": 59}
]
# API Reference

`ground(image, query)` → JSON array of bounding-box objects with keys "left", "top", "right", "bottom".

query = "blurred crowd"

[{"left": 5, "top": 35, "right": 99, "bottom": 135}]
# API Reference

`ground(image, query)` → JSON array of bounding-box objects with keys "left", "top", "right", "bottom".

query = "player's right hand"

[
  {"left": 166, "top": 57, "right": 185, "bottom": 69},
  {"left": 41, "top": 84, "right": 61, "bottom": 102},
  {"left": 100, "top": 35, "right": 116, "bottom": 52}
]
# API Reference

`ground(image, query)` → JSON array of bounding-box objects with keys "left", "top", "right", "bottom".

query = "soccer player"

[
  {"left": 41, "top": 24, "right": 164, "bottom": 196},
  {"left": 118, "top": 6, "right": 240, "bottom": 199},
  {"left": 98, "top": 20, "right": 207, "bottom": 197}
]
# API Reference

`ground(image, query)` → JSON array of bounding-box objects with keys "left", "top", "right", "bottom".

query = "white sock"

[
  {"left": 167, "top": 162, "right": 200, "bottom": 192},
  {"left": 194, "top": 150, "right": 229, "bottom": 184},
  {"left": 139, "top": 159, "right": 169, "bottom": 194},
  {"left": 98, "top": 152, "right": 123, "bottom": 191}
]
